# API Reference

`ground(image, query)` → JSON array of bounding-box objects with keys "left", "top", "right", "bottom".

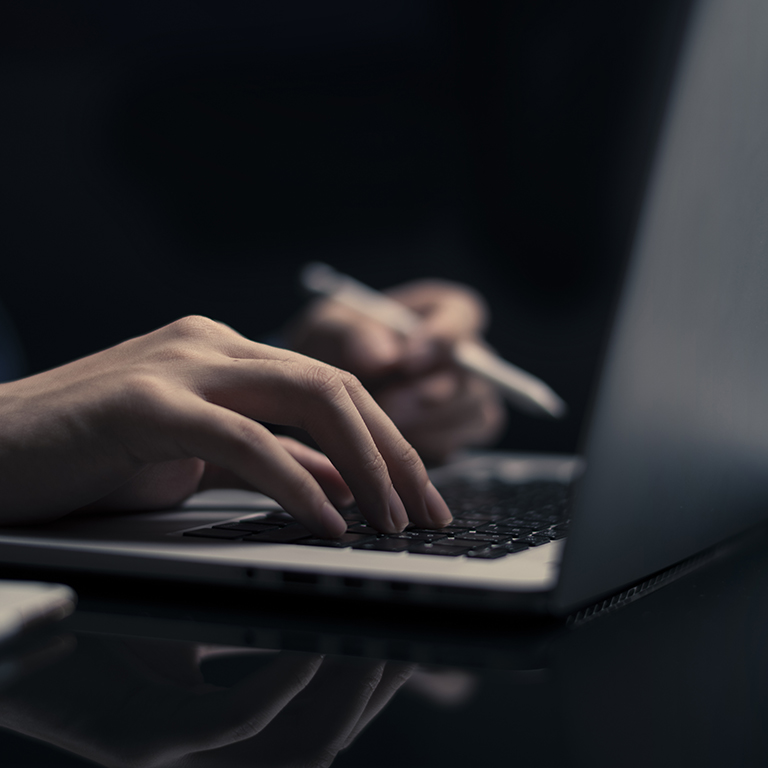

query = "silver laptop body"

[{"left": 1, "top": 0, "right": 767, "bottom": 615}]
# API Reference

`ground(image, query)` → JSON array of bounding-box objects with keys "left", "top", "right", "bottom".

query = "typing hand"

[
  {"left": 287, "top": 279, "right": 506, "bottom": 463},
  {"left": 0, "top": 316, "right": 451, "bottom": 534},
  {"left": 0, "top": 636, "right": 413, "bottom": 768}
]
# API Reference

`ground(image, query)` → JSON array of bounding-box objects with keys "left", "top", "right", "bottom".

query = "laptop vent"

[{"left": 566, "top": 549, "right": 716, "bottom": 627}]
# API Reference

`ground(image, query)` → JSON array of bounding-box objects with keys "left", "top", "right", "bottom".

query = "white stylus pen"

[{"left": 300, "top": 262, "right": 567, "bottom": 419}]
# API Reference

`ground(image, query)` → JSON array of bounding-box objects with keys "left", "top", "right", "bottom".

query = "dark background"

[{"left": 0, "top": 0, "right": 690, "bottom": 452}]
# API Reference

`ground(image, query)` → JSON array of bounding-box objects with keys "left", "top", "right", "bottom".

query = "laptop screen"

[{"left": 555, "top": 0, "right": 768, "bottom": 611}]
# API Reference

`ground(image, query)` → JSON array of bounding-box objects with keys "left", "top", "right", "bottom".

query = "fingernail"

[
  {"left": 425, "top": 482, "right": 453, "bottom": 527},
  {"left": 388, "top": 488, "right": 409, "bottom": 532},
  {"left": 321, "top": 501, "right": 348, "bottom": 538}
]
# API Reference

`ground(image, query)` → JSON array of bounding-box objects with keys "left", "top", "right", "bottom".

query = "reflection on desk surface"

[{"left": 2, "top": 530, "right": 768, "bottom": 767}]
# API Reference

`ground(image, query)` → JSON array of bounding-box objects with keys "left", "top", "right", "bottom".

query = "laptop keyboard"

[{"left": 182, "top": 479, "right": 571, "bottom": 560}]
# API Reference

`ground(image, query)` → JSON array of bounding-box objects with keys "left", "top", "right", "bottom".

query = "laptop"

[{"left": 1, "top": 0, "right": 768, "bottom": 617}]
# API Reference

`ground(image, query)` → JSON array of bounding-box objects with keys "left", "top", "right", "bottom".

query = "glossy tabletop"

[{"left": 1, "top": 527, "right": 767, "bottom": 768}]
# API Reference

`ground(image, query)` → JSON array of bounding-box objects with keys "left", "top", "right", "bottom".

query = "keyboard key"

[
  {"left": 491, "top": 519, "right": 536, "bottom": 531},
  {"left": 347, "top": 523, "right": 381, "bottom": 535},
  {"left": 466, "top": 545, "right": 509, "bottom": 559},
  {"left": 407, "top": 542, "right": 474, "bottom": 557},
  {"left": 178, "top": 477, "right": 572, "bottom": 564},
  {"left": 500, "top": 541, "right": 531, "bottom": 553},
  {"left": 213, "top": 522, "right": 284, "bottom": 533},
  {"left": 447, "top": 532, "right": 514, "bottom": 544},
  {"left": 257, "top": 512, "right": 293, "bottom": 523},
  {"left": 354, "top": 538, "right": 410, "bottom": 552},
  {"left": 541, "top": 528, "right": 568, "bottom": 540},
  {"left": 442, "top": 524, "right": 473, "bottom": 534},
  {"left": 431, "top": 537, "right": 486, "bottom": 548},
  {"left": 184, "top": 528, "right": 246, "bottom": 540},
  {"left": 391, "top": 531, "right": 448, "bottom": 542},
  {"left": 477, "top": 523, "right": 534, "bottom": 537},
  {"left": 496, "top": 517, "right": 532, "bottom": 527},
  {"left": 244, "top": 525, "right": 313, "bottom": 543},
  {"left": 296, "top": 533, "right": 376, "bottom": 548},
  {"left": 454, "top": 512, "right": 500, "bottom": 523},
  {"left": 404, "top": 527, "right": 456, "bottom": 535}
]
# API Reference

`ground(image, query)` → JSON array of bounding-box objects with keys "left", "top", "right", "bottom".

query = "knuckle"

[
  {"left": 154, "top": 316, "right": 225, "bottom": 364},
  {"left": 393, "top": 437, "right": 425, "bottom": 476},
  {"left": 338, "top": 369, "right": 363, "bottom": 392},
  {"left": 302, "top": 364, "right": 348, "bottom": 400},
  {"left": 167, "top": 315, "right": 221, "bottom": 340},
  {"left": 359, "top": 445, "right": 389, "bottom": 480}
]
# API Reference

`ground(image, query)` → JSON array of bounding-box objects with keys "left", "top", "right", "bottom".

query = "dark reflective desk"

[{"left": 2, "top": 528, "right": 768, "bottom": 767}]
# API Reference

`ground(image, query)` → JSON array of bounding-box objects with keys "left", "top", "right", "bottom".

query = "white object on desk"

[{"left": 0, "top": 581, "right": 76, "bottom": 645}]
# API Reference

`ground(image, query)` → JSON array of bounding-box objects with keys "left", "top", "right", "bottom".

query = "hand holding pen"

[
  {"left": 287, "top": 263, "right": 566, "bottom": 463},
  {"left": 301, "top": 263, "right": 567, "bottom": 418}
]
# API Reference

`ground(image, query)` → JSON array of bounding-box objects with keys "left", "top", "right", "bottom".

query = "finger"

[
  {"left": 272, "top": 657, "right": 388, "bottom": 754},
  {"left": 164, "top": 391, "right": 348, "bottom": 537},
  {"left": 390, "top": 280, "right": 489, "bottom": 340},
  {"left": 377, "top": 375, "right": 507, "bottom": 463},
  {"left": 337, "top": 376, "right": 453, "bottom": 529},
  {"left": 387, "top": 281, "right": 489, "bottom": 372},
  {"left": 402, "top": 409, "right": 505, "bottom": 464},
  {"left": 414, "top": 397, "right": 507, "bottom": 462},
  {"left": 175, "top": 652, "right": 324, "bottom": 755},
  {"left": 152, "top": 337, "right": 451, "bottom": 531},
  {"left": 339, "top": 319, "right": 403, "bottom": 379},
  {"left": 199, "top": 452, "right": 354, "bottom": 511},
  {"left": 213, "top": 656, "right": 388, "bottom": 767},
  {"left": 373, "top": 372, "right": 462, "bottom": 432},
  {"left": 409, "top": 368, "right": 463, "bottom": 405},
  {"left": 275, "top": 436, "right": 354, "bottom": 509},
  {"left": 286, "top": 299, "right": 403, "bottom": 378},
  {"left": 288, "top": 368, "right": 414, "bottom": 533},
  {"left": 381, "top": 370, "right": 497, "bottom": 426},
  {"left": 342, "top": 662, "right": 415, "bottom": 749},
  {"left": 198, "top": 357, "right": 446, "bottom": 531}
]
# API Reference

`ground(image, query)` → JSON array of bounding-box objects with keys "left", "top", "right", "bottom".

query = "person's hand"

[
  {"left": 0, "top": 316, "right": 452, "bottom": 534},
  {"left": 286, "top": 279, "right": 507, "bottom": 463},
  {"left": 0, "top": 636, "right": 414, "bottom": 768}
]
